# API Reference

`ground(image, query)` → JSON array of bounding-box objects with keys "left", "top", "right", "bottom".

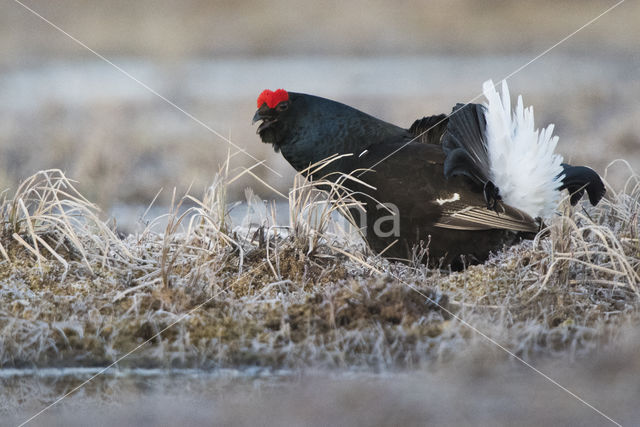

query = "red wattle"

[{"left": 257, "top": 89, "right": 289, "bottom": 108}]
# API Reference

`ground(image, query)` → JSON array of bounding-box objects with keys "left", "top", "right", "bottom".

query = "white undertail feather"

[{"left": 482, "top": 80, "right": 565, "bottom": 219}]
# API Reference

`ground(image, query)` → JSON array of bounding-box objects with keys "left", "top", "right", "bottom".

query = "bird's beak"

[
  {"left": 252, "top": 110, "right": 262, "bottom": 125},
  {"left": 253, "top": 108, "right": 278, "bottom": 135}
]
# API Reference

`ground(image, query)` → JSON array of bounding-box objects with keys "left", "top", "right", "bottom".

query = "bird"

[{"left": 252, "top": 82, "right": 606, "bottom": 269}]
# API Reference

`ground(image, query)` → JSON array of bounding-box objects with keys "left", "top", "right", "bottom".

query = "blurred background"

[
  {"left": 1, "top": 0, "right": 638, "bottom": 226},
  {"left": 2, "top": 2, "right": 639, "bottom": 423}
]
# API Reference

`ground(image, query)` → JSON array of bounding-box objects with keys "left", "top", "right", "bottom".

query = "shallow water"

[
  {"left": 5, "top": 357, "right": 640, "bottom": 426},
  {"left": 3, "top": 55, "right": 637, "bottom": 113}
]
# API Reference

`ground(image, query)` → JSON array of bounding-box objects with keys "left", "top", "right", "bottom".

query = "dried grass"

[{"left": 0, "top": 160, "right": 638, "bottom": 370}]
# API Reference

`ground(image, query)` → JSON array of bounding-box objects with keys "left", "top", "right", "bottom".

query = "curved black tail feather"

[
  {"left": 441, "top": 103, "right": 491, "bottom": 187},
  {"left": 559, "top": 163, "right": 606, "bottom": 206}
]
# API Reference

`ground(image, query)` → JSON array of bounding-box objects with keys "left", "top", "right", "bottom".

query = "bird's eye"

[{"left": 276, "top": 102, "right": 289, "bottom": 112}]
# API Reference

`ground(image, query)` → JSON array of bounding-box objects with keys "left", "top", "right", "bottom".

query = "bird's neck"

[{"left": 279, "top": 101, "right": 409, "bottom": 177}]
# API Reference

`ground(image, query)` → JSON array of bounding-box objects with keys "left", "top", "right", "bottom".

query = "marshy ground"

[{"left": 1, "top": 163, "right": 639, "bottom": 425}]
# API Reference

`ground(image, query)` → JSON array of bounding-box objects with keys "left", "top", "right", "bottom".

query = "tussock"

[{"left": 0, "top": 161, "right": 638, "bottom": 370}]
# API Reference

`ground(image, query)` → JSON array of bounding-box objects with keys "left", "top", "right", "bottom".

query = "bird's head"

[
  {"left": 252, "top": 89, "right": 295, "bottom": 152},
  {"left": 252, "top": 89, "right": 396, "bottom": 172}
]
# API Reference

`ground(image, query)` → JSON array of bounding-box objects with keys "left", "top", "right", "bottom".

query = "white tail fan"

[{"left": 482, "top": 80, "right": 564, "bottom": 219}]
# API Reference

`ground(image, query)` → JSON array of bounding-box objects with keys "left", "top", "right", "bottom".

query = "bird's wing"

[
  {"left": 433, "top": 200, "right": 539, "bottom": 233},
  {"left": 407, "top": 105, "right": 491, "bottom": 187},
  {"left": 440, "top": 103, "right": 491, "bottom": 186}
]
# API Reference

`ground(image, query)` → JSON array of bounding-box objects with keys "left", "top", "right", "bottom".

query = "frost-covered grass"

[{"left": 0, "top": 160, "right": 638, "bottom": 371}]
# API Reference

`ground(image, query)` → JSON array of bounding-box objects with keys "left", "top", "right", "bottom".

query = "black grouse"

[{"left": 252, "top": 82, "right": 605, "bottom": 269}]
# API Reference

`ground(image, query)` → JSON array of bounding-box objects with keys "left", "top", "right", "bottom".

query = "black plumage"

[
  {"left": 559, "top": 164, "right": 606, "bottom": 206},
  {"left": 253, "top": 91, "right": 605, "bottom": 269}
]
